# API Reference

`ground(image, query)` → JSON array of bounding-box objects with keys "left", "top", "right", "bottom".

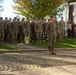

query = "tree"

[
  {"left": 0, "top": 0, "right": 3, "bottom": 13},
  {"left": 65, "top": 0, "right": 76, "bottom": 3},
  {"left": 13, "top": 0, "right": 64, "bottom": 18}
]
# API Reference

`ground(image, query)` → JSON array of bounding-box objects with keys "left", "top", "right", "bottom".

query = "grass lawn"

[
  {"left": 0, "top": 44, "right": 18, "bottom": 50},
  {"left": 31, "top": 38, "right": 76, "bottom": 48}
]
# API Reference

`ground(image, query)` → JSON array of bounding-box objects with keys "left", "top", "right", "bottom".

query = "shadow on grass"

[
  {"left": 31, "top": 38, "right": 76, "bottom": 48},
  {"left": 0, "top": 44, "right": 17, "bottom": 50}
]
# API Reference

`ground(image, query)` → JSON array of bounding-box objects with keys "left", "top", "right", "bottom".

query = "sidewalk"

[
  {"left": 0, "top": 65, "right": 76, "bottom": 75},
  {"left": 0, "top": 44, "right": 76, "bottom": 75}
]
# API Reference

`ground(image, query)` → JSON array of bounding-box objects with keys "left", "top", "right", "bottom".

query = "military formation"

[{"left": 0, "top": 16, "right": 66, "bottom": 54}]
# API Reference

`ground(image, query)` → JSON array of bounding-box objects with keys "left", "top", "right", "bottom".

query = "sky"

[{"left": 1, "top": 0, "right": 16, "bottom": 19}]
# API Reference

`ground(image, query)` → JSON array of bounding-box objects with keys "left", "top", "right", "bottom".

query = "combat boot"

[{"left": 52, "top": 51, "right": 56, "bottom": 55}]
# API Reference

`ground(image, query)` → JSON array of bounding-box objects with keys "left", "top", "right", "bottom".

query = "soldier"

[
  {"left": 59, "top": 17, "right": 65, "bottom": 41},
  {"left": 4, "top": 17, "right": 8, "bottom": 42},
  {"left": 10, "top": 17, "right": 19, "bottom": 44},
  {"left": 46, "top": 19, "right": 51, "bottom": 40},
  {"left": 54, "top": 17, "right": 59, "bottom": 39},
  {"left": 30, "top": 18, "right": 36, "bottom": 43},
  {"left": 24, "top": 17, "right": 31, "bottom": 44},
  {"left": 0, "top": 17, "right": 5, "bottom": 44},
  {"left": 35, "top": 19, "right": 42, "bottom": 44},
  {"left": 48, "top": 15, "right": 57, "bottom": 55},
  {"left": 39, "top": 19, "right": 43, "bottom": 41},
  {"left": 19, "top": 18, "right": 25, "bottom": 43},
  {"left": 42, "top": 19, "right": 47, "bottom": 40},
  {"left": 16, "top": 18, "right": 21, "bottom": 42},
  {"left": 6, "top": 18, "right": 12, "bottom": 43}
]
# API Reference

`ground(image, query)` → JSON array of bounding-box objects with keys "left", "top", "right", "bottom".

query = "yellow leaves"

[
  {"left": 17, "top": 1, "right": 23, "bottom": 6},
  {"left": 13, "top": 0, "right": 64, "bottom": 18}
]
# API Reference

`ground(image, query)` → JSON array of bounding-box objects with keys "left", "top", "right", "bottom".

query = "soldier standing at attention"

[
  {"left": 30, "top": 18, "right": 36, "bottom": 43},
  {"left": 42, "top": 19, "right": 47, "bottom": 40},
  {"left": 54, "top": 17, "right": 59, "bottom": 39},
  {"left": 48, "top": 15, "right": 57, "bottom": 55},
  {"left": 4, "top": 17, "right": 8, "bottom": 42},
  {"left": 16, "top": 18, "right": 21, "bottom": 42},
  {"left": 0, "top": 17, "right": 5, "bottom": 44},
  {"left": 59, "top": 17, "right": 65, "bottom": 41},
  {"left": 35, "top": 19, "right": 42, "bottom": 44},
  {"left": 10, "top": 17, "right": 19, "bottom": 44},
  {"left": 24, "top": 17, "right": 31, "bottom": 44},
  {"left": 6, "top": 18, "right": 12, "bottom": 43},
  {"left": 19, "top": 18, "right": 25, "bottom": 43}
]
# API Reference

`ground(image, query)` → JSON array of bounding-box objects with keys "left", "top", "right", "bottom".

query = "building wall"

[
  {"left": 73, "top": 5, "right": 76, "bottom": 23},
  {"left": 63, "top": 2, "right": 76, "bottom": 33}
]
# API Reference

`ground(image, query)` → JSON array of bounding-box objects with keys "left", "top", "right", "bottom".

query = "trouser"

[
  {"left": 11, "top": 31, "right": 18, "bottom": 44},
  {"left": 24, "top": 33, "right": 30, "bottom": 44},
  {"left": 30, "top": 31, "right": 36, "bottom": 42},
  {"left": 48, "top": 33, "right": 56, "bottom": 52},
  {"left": 0, "top": 32, "right": 4, "bottom": 44},
  {"left": 67, "top": 29, "right": 72, "bottom": 38},
  {"left": 59, "top": 30, "right": 64, "bottom": 41},
  {"left": 36, "top": 32, "right": 42, "bottom": 43}
]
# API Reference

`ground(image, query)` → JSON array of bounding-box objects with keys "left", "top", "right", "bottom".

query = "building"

[{"left": 64, "top": 1, "right": 76, "bottom": 23}]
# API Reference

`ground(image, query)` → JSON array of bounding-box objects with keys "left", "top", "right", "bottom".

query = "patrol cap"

[
  {"left": 14, "top": 17, "right": 17, "bottom": 19},
  {"left": 26, "top": 17, "right": 29, "bottom": 19},
  {"left": 50, "top": 15, "right": 55, "bottom": 18},
  {"left": 22, "top": 18, "right": 25, "bottom": 21},
  {"left": 32, "top": 18, "right": 36, "bottom": 20}
]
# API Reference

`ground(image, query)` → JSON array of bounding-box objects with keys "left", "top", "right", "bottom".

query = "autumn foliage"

[{"left": 13, "top": 0, "right": 64, "bottom": 18}]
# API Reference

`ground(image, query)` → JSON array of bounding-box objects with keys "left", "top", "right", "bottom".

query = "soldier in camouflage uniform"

[
  {"left": 4, "top": 17, "right": 8, "bottom": 42},
  {"left": 0, "top": 17, "right": 5, "bottom": 44},
  {"left": 10, "top": 17, "right": 19, "bottom": 44},
  {"left": 54, "top": 17, "right": 59, "bottom": 39},
  {"left": 16, "top": 18, "right": 21, "bottom": 42},
  {"left": 30, "top": 18, "right": 36, "bottom": 43},
  {"left": 35, "top": 19, "right": 42, "bottom": 43},
  {"left": 24, "top": 17, "right": 31, "bottom": 44},
  {"left": 42, "top": 19, "right": 47, "bottom": 40},
  {"left": 59, "top": 17, "right": 65, "bottom": 41},
  {"left": 6, "top": 18, "right": 12, "bottom": 43},
  {"left": 19, "top": 18, "right": 25, "bottom": 43},
  {"left": 48, "top": 15, "right": 57, "bottom": 55}
]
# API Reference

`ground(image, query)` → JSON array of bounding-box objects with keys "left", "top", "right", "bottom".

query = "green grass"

[
  {"left": 30, "top": 38, "right": 76, "bottom": 48},
  {"left": 0, "top": 44, "right": 18, "bottom": 50},
  {"left": 0, "top": 38, "right": 76, "bottom": 50}
]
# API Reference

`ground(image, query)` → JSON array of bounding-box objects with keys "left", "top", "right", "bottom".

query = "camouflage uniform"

[
  {"left": 45, "top": 21, "right": 50, "bottom": 41},
  {"left": 16, "top": 18, "right": 21, "bottom": 42},
  {"left": 59, "top": 18, "right": 65, "bottom": 41},
  {"left": 10, "top": 18, "right": 19, "bottom": 44},
  {"left": 42, "top": 19, "right": 47, "bottom": 40},
  {"left": 4, "top": 17, "right": 8, "bottom": 42},
  {"left": 35, "top": 19, "right": 42, "bottom": 43},
  {"left": 48, "top": 15, "right": 57, "bottom": 54},
  {"left": 30, "top": 19, "right": 36, "bottom": 42},
  {"left": 19, "top": 19, "right": 25, "bottom": 43},
  {"left": 0, "top": 18, "right": 5, "bottom": 44},
  {"left": 54, "top": 20, "right": 59, "bottom": 39},
  {"left": 24, "top": 20, "right": 31, "bottom": 44},
  {"left": 6, "top": 20, "right": 12, "bottom": 43}
]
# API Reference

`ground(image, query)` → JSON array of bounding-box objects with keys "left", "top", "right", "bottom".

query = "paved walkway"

[
  {"left": 0, "top": 44, "right": 76, "bottom": 75},
  {"left": 0, "top": 65, "right": 76, "bottom": 75}
]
